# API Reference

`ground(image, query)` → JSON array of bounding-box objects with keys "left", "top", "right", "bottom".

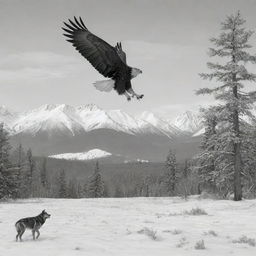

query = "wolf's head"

[{"left": 41, "top": 210, "right": 51, "bottom": 220}]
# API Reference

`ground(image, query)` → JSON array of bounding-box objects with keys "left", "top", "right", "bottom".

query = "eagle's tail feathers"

[{"left": 93, "top": 79, "right": 115, "bottom": 92}]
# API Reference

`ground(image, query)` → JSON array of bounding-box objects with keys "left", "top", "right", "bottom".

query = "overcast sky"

[{"left": 0, "top": 0, "right": 256, "bottom": 119}]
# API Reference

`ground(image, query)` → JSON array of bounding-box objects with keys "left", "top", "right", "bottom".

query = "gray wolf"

[{"left": 15, "top": 210, "right": 51, "bottom": 241}]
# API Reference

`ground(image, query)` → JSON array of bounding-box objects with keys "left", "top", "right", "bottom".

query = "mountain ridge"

[
  {"left": 1, "top": 104, "right": 203, "bottom": 161},
  {"left": 0, "top": 104, "right": 203, "bottom": 136}
]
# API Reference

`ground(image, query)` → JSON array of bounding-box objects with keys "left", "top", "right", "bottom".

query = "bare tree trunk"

[
  {"left": 233, "top": 85, "right": 242, "bottom": 201},
  {"left": 233, "top": 141, "right": 242, "bottom": 200}
]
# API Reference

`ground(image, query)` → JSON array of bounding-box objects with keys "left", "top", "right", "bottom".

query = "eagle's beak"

[{"left": 140, "top": 70, "right": 143, "bottom": 74}]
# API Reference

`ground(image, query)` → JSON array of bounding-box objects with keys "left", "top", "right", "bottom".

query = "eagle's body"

[{"left": 62, "top": 17, "right": 143, "bottom": 101}]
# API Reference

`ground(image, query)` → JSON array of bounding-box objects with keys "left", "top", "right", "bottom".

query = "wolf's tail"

[{"left": 93, "top": 79, "right": 115, "bottom": 92}]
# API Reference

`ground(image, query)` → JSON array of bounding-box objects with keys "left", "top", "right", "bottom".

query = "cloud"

[
  {"left": 0, "top": 51, "right": 78, "bottom": 69},
  {"left": 0, "top": 51, "right": 85, "bottom": 82}
]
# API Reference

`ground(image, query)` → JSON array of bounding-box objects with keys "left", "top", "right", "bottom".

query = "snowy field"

[{"left": 0, "top": 197, "right": 256, "bottom": 256}]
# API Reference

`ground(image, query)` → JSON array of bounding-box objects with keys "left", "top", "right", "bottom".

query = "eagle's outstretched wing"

[
  {"left": 115, "top": 42, "right": 126, "bottom": 64},
  {"left": 62, "top": 17, "right": 125, "bottom": 78}
]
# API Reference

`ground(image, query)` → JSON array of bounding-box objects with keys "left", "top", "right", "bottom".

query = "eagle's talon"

[
  {"left": 136, "top": 94, "right": 144, "bottom": 100},
  {"left": 127, "top": 97, "right": 131, "bottom": 101}
]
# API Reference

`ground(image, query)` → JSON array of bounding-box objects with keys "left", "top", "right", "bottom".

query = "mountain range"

[{"left": 0, "top": 104, "right": 203, "bottom": 162}]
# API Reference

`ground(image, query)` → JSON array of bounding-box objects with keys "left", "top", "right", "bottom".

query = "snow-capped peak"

[
  {"left": 139, "top": 111, "right": 181, "bottom": 137},
  {"left": 0, "top": 105, "right": 12, "bottom": 115},
  {"left": 0, "top": 104, "right": 189, "bottom": 138},
  {"left": 174, "top": 111, "right": 203, "bottom": 133},
  {"left": 11, "top": 104, "right": 84, "bottom": 136},
  {"left": 37, "top": 104, "right": 75, "bottom": 112},
  {"left": 38, "top": 104, "right": 60, "bottom": 111},
  {"left": 49, "top": 149, "right": 112, "bottom": 161},
  {"left": 76, "top": 104, "right": 101, "bottom": 112},
  {"left": 140, "top": 111, "right": 160, "bottom": 126}
]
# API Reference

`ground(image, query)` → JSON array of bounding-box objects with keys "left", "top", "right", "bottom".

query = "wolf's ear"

[{"left": 42, "top": 209, "right": 45, "bottom": 213}]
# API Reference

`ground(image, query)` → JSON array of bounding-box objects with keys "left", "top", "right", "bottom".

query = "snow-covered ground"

[{"left": 0, "top": 197, "right": 256, "bottom": 256}]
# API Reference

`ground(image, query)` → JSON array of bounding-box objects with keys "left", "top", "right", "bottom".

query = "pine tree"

[
  {"left": 76, "top": 183, "right": 81, "bottom": 198},
  {"left": 67, "top": 180, "right": 78, "bottom": 198},
  {"left": 142, "top": 175, "right": 153, "bottom": 197},
  {"left": 183, "top": 160, "right": 190, "bottom": 179},
  {"left": 11, "top": 144, "right": 26, "bottom": 169},
  {"left": 163, "top": 149, "right": 177, "bottom": 196},
  {"left": 197, "top": 12, "right": 256, "bottom": 201},
  {"left": 0, "top": 123, "right": 18, "bottom": 199},
  {"left": 195, "top": 108, "right": 219, "bottom": 192},
  {"left": 40, "top": 157, "right": 48, "bottom": 188},
  {"left": 26, "top": 148, "right": 35, "bottom": 195},
  {"left": 103, "top": 183, "right": 109, "bottom": 198},
  {"left": 83, "top": 182, "right": 88, "bottom": 197},
  {"left": 88, "top": 161, "right": 104, "bottom": 198},
  {"left": 58, "top": 170, "right": 67, "bottom": 198},
  {"left": 179, "top": 159, "right": 191, "bottom": 199},
  {"left": 11, "top": 144, "right": 27, "bottom": 197},
  {"left": 239, "top": 122, "right": 256, "bottom": 196}
]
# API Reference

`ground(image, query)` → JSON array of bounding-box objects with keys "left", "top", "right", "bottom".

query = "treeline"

[
  {"left": 0, "top": 122, "right": 198, "bottom": 199},
  {"left": 0, "top": 123, "right": 54, "bottom": 199},
  {"left": 0, "top": 123, "right": 107, "bottom": 199},
  {"left": 38, "top": 151, "right": 198, "bottom": 199},
  {"left": 0, "top": 123, "right": 83, "bottom": 199}
]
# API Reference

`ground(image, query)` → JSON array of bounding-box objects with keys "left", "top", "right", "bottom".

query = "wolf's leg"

[
  {"left": 36, "top": 230, "right": 40, "bottom": 239},
  {"left": 16, "top": 232, "right": 20, "bottom": 242},
  {"left": 127, "top": 88, "right": 144, "bottom": 100},
  {"left": 19, "top": 229, "right": 25, "bottom": 241},
  {"left": 124, "top": 91, "right": 131, "bottom": 101},
  {"left": 15, "top": 222, "right": 22, "bottom": 241},
  {"left": 32, "top": 230, "right": 36, "bottom": 240}
]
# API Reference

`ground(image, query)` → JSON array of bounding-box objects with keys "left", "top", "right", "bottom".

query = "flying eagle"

[{"left": 62, "top": 17, "right": 143, "bottom": 101}]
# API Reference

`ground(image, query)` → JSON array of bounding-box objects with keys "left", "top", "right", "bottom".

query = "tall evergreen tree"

[
  {"left": 58, "top": 170, "right": 67, "bottom": 198},
  {"left": 239, "top": 122, "right": 256, "bottom": 196},
  {"left": 11, "top": 144, "right": 26, "bottom": 169},
  {"left": 183, "top": 160, "right": 190, "bottom": 179},
  {"left": 103, "top": 183, "right": 109, "bottom": 198},
  {"left": 77, "top": 183, "right": 83, "bottom": 198},
  {"left": 197, "top": 12, "right": 256, "bottom": 201},
  {"left": 40, "top": 157, "right": 48, "bottom": 188},
  {"left": 88, "top": 161, "right": 104, "bottom": 198},
  {"left": 26, "top": 148, "right": 35, "bottom": 194},
  {"left": 178, "top": 159, "right": 191, "bottom": 199},
  {"left": 0, "top": 123, "right": 18, "bottom": 199},
  {"left": 195, "top": 108, "right": 219, "bottom": 192},
  {"left": 67, "top": 180, "right": 78, "bottom": 198},
  {"left": 163, "top": 149, "right": 177, "bottom": 196},
  {"left": 11, "top": 144, "right": 27, "bottom": 197}
]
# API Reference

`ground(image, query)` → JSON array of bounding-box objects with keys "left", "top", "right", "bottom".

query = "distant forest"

[{"left": 0, "top": 122, "right": 199, "bottom": 199}]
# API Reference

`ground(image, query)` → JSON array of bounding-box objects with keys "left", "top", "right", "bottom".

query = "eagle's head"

[{"left": 131, "top": 68, "right": 142, "bottom": 79}]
